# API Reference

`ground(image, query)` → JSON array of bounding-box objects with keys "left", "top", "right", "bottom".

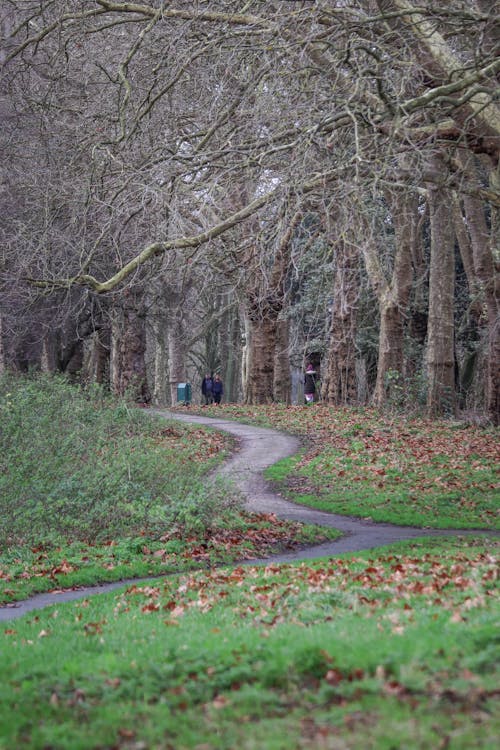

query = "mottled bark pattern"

[
  {"left": 245, "top": 309, "right": 277, "bottom": 404},
  {"left": 427, "top": 185, "right": 456, "bottom": 416},
  {"left": 243, "top": 211, "right": 302, "bottom": 404},
  {"left": 462, "top": 168, "right": 500, "bottom": 424},
  {"left": 273, "top": 319, "right": 291, "bottom": 404},
  {"left": 111, "top": 297, "right": 150, "bottom": 402}
]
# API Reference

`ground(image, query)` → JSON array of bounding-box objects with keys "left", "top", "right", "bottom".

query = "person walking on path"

[
  {"left": 212, "top": 374, "right": 224, "bottom": 404},
  {"left": 304, "top": 363, "right": 317, "bottom": 404},
  {"left": 201, "top": 373, "right": 213, "bottom": 405}
]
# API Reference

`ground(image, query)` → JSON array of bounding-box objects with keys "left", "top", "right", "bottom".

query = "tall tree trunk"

[
  {"left": 273, "top": 318, "right": 291, "bottom": 404},
  {"left": 451, "top": 193, "right": 483, "bottom": 321},
  {"left": 373, "top": 295, "right": 406, "bottom": 404},
  {"left": 426, "top": 182, "right": 456, "bottom": 416},
  {"left": 460, "top": 157, "right": 500, "bottom": 424},
  {"left": 217, "top": 300, "right": 241, "bottom": 403},
  {"left": 487, "top": 163, "right": 500, "bottom": 424},
  {"left": 110, "top": 309, "right": 123, "bottom": 397},
  {"left": 245, "top": 308, "right": 277, "bottom": 404},
  {"left": 40, "top": 331, "right": 57, "bottom": 373},
  {"left": 167, "top": 327, "right": 186, "bottom": 406},
  {"left": 150, "top": 300, "right": 168, "bottom": 406},
  {"left": 241, "top": 308, "right": 251, "bottom": 403},
  {"left": 0, "top": 313, "right": 4, "bottom": 374},
  {"left": 110, "top": 295, "right": 150, "bottom": 402},
  {"left": 241, "top": 210, "right": 302, "bottom": 405},
  {"left": 407, "top": 203, "right": 428, "bottom": 379},
  {"left": 85, "top": 327, "right": 110, "bottom": 386},
  {"left": 324, "top": 239, "right": 358, "bottom": 404},
  {"left": 375, "top": 192, "right": 416, "bottom": 404},
  {"left": 152, "top": 328, "right": 168, "bottom": 405},
  {"left": 451, "top": 189, "right": 485, "bottom": 408},
  {"left": 360, "top": 190, "right": 416, "bottom": 406},
  {"left": 166, "top": 296, "right": 190, "bottom": 406}
]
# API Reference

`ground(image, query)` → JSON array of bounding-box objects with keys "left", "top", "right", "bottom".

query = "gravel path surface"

[{"left": 1, "top": 408, "right": 495, "bottom": 621}]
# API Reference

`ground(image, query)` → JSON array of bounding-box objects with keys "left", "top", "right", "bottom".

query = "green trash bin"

[{"left": 176, "top": 382, "right": 192, "bottom": 405}]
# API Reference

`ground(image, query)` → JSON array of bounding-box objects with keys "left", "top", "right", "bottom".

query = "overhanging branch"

[{"left": 26, "top": 169, "right": 348, "bottom": 294}]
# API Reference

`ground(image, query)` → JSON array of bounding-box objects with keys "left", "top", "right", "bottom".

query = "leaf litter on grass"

[
  {"left": 0, "top": 512, "right": 340, "bottom": 604},
  {"left": 1, "top": 538, "right": 498, "bottom": 750},
  {"left": 199, "top": 403, "right": 499, "bottom": 529},
  {"left": 1, "top": 389, "right": 498, "bottom": 747}
]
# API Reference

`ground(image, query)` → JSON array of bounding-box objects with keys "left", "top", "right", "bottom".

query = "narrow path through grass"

[{"left": 1, "top": 384, "right": 498, "bottom": 748}]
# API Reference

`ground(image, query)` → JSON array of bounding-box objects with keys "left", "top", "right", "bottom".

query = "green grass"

[
  {"left": 266, "top": 449, "right": 498, "bottom": 528},
  {"left": 0, "top": 516, "right": 341, "bottom": 604},
  {"left": 0, "top": 375, "right": 338, "bottom": 602},
  {"left": 195, "top": 404, "right": 499, "bottom": 530},
  {"left": 1, "top": 387, "right": 498, "bottom": 747},
  {"left": 1, "top": 537, "right": 498, "bottom": 749}
]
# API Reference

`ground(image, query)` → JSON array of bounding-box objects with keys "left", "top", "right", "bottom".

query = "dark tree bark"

[{"left": 111, "top": 294, "right": 150, "bottom": 403}]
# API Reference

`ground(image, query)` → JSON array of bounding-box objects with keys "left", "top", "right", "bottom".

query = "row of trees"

[{"left": 1, "top": 1, "right": 498, "bottom": 420}]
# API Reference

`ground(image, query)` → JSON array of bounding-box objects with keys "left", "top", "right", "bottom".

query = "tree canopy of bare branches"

[{"left": 1, "top": 1, "right": 498, "bottom": 419}]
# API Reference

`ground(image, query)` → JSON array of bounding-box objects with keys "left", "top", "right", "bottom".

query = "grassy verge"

[
  {"left": 2, "top": 389, "right": 498, "bottom": 747},
  {"left": 1, "top": 536, "right": 498, "bottom": 749},
  {"left": 0, "top": 375, "right": 338, "bottom": 603},
  {"left": 193, "top": 404, "right": 499, "bottom": 529},
  {"left": 0, "top": 515, "right": 340, "bottom": 605}
]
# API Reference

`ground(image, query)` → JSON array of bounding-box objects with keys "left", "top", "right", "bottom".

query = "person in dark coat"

[
  {"left": 304, "top": 363, "right": 317, "bottom": 404},
  {"left": 212, "top": 374, "right": 224, "bottom": 404},
  {"left": 201, "top": 373, "right": 213, "bottom": 405}
]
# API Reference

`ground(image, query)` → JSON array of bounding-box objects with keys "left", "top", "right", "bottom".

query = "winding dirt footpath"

[{"left": 1, "top": 409, "right": 496, "bottom": 621}]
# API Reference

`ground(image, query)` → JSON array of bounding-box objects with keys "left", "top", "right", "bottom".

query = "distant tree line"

[{"left": 0, "top": 1, "right": 498, "bottom": 422}]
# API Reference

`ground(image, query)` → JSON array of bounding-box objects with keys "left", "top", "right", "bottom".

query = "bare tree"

[{"left": 1, "top": 1, "right": 498, "bottom": 416}]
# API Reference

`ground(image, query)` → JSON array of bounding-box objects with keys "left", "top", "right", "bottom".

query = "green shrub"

[{"left": 0, "top": 373, "right": 239, "bottom": 547}]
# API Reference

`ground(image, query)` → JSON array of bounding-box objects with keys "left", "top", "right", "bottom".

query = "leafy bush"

[{"left": 0, "top": 373, "right": 239, "bottom": 547}]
